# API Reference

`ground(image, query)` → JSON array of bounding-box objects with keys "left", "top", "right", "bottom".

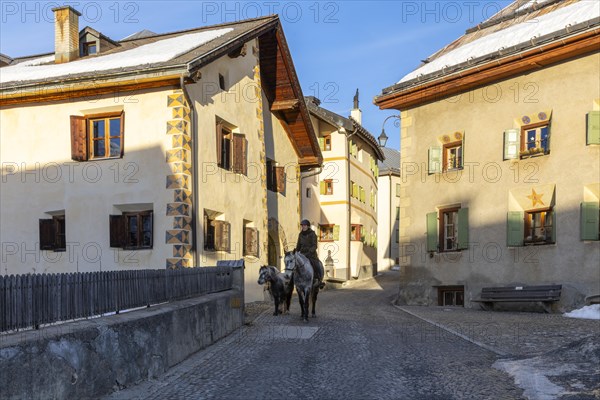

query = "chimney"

[
  {"left": 53, "top": 6, "right": 81, "bottom": 64},
  {"left": 351, "top": 88, "right": 362, "bottom": 124}
]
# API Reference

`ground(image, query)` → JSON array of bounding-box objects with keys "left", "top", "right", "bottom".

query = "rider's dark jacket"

[{"left": 296, "top": 228, "right": 318, "bottom": 260}]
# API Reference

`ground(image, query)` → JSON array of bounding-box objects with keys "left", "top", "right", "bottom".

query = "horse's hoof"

[
  {"left": 303, "top": 318, "right": 309, "bottom": 323},
  {"left": 311, "top": 314, "right": 317, "bottom": 318}
]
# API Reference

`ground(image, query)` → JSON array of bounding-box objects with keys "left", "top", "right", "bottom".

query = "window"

[
  {"left": 204, "top": 212, "right": 230, "bottom": 251},
  {"left": 503, "top": 122, "right": 551, "bottom": 160},
  {"left": 39, "top": 215, "right": 66, "bottom": 251},
  {"left": 266, "top": 159, "right": 285, "bottom": 193},
  {"left": 437, "top": 286, "right": 464, "bottom": 307},
  {"left": 319, "top": 135, "right": 332, "bottom": 151},
  {"left": 525, "top": 209, "right": 554, "bottom": 244},
  {"left": 320, "top": 179, "right": 333, "bottom": 195},
  {"left": 319, "top": 224, "right": 339, "bottom": 242},
  {"left": 216, "top": 121, "right": 247, "bottom": 174},
  {"left": 306, "top": 188, "right": 311, "bottom": 198},
  {"left": 219, "top": 73, "right": 226, "bottom": 91},
  {"left": 507, "top": 209, "right": 555, "bottom": 247},
  {"left": 443, "top": 141, "right": 462, "bottom": 171},
  {"left": 429, "top": 132, "right": 464, "bottom": 173},
  {"left": 396, "top": 207, "right": 400, "bottom": 220},
  {"left": 110, "top": 211, "right": 153, "bottom": 250},
  {"left": 243, "top": 225, "right": 259, "bottom": 257},
  {"left": 581, "top": 202, "right": 600, "bottom": 241},
  {"left": 351, "top": 224, "right": 362, "bottom": 241},
  {"left": 70, "top": 113, "right": 124, "bottom": 161},
  {"left": 396, "top": 228, "right": 399, "bottom": 243},
  {"left": 82, "top": 41, "right": 97, "bottom": 56},
  {"left": 396, "top": 183, "right": 401, "bottom": 197},
  {"left": 426, "top": 207, "right": 469, "bottom": 252},
  {"left": 521, "top": 123, "right": 550, "bottom": 158}
]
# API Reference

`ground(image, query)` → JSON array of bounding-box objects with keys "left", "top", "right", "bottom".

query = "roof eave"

[{"left": 375, "top": 27, "right": 600, "bottom": 110}]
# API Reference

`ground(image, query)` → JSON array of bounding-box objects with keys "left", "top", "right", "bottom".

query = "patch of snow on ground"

[
  {"left": 564, "top": 304, "right": 600, "bottom": 320},
  {"left": 494, "top": 358, "right": 566, "bottom": 400}
]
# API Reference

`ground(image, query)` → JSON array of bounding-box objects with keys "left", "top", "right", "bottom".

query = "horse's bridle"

[{"left": 284, "top": 253, "right": 297, "bottom": 274}]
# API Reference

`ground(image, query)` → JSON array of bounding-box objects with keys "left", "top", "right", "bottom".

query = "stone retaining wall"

[{"left": 0, "top": 289, "right": 244, "bottom": 399}]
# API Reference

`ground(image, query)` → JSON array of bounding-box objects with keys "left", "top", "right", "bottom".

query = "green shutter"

[
  {"left": 360, "top": 225, "right": 365, "bottom": 241},
  {"left": 319, "top": 137, "right": 325, "bottom": 150},
  {"left": 360, "top": 187, "right": 365, "bottom": 203},
  {"left": 457, "top": 208, "right": 469, "bottom": 250},
  {"left": 507, "top": 211, "right": 525, "bottom": 247},
  {"left": 503, "top": 129, "right": 519, "bottom": 160},
  {"left": 426, "top": 212, "right": 438, "bottom": 252},
  {"left": 428, "top": 146, "right": 442, "bottom": 174},
  {"left": 333, "top": 225, "right": 340, "bottom": 241},
  {"left": 320, "top": 181, "right": 326, "bottom": 195},
  {"left": 317, "top": 225, "right": 322, "bottom": 241},
  {"left": 374, "top": 233, "right": 377, "bottom": 248},
  {"left": 587, "top": 111, "right": 600, "bottom": 145},
  {"left": 581, "top": 202, "right": 599, "bottom": 240}
]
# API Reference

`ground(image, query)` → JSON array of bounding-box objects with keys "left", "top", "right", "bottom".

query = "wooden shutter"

[
  {"left": 581, "top": 202, "right": 600, "bottom": 240},
  {"left": 275, "top": 166, "right": 285, "bottom": 193},
  {"left": 333, "top": 225, "right": 340, "bottom": 241},
  {"left": 245, "top": 227, "right": 258, "bottom": 257},
  {"left": 216, "top": 123, "right": 223, "bottom": 165},
  {"left": 457, "top": 208, "right": 469, "bottom": 250},
  {"left": 426, "top": 212, "right": 438, "bottom": 252},
  {"left": 215, "top": 221, "right": 230, "bottom": 251},
  {"left": 70, "top": 116, "right": 88, "bottom": 161},
  {"left": 39, "top": 219, "right": 56, "bottom": 250},
  {"left": 507, "top": 211, "right": 525, "bottom": 247},
  {"left": 109, "top": 215, "right": 126, "bottom": 248},
  {"left": 587, "top": 111, "right": 600, "bottom": 145},
  {"left": 119, "top": 112, "right": 125, "bottom": 158},
  {"left": 428, "top": 146, "right": 442, "bottom": 174},
  {"left": 503, "top": 129, "right": 519, "bottom": 160},
  {"left": 232, "top": 134, "right": 247, "bottom": 175}
]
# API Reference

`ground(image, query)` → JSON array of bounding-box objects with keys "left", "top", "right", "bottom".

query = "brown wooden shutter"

[
  {"left": 214, "top": 221, "right": 231, "bottom": 251},
  {"left": 119, "top": 112, "right": 125, "bottom": 158},
  {"left": 70, "top": 116, "right": 88, "bottom": 161},
  {"left": 245, "top": 227, "right": 258, "bottom": 257},
  {"left": 275, "top": 166, "right": 285, "bottom": 193},
  {"left": 109, "top": 215, "right": 126, "bottom": 248},
  {"left": 232, "top": 134, "right": 247, "bottom": 175},
  {"left": 39, "top": 219, "right": 56, "bottom": 250},
  {"left": 216, "top": 123, "right": 223, "bottom": 166}
]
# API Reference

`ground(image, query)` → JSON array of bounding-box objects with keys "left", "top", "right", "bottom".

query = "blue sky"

[{"left": 0, "top": 0, "right": 512, "bottom": 150}]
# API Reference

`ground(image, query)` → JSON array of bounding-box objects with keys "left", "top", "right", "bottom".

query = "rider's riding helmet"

[{"left": 300, "top": 219, "right": 310, "bottom": 226}]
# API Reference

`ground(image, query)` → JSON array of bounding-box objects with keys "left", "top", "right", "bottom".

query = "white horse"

[{"left": 284, "top": 251, "right": 320, "bottom": 322}]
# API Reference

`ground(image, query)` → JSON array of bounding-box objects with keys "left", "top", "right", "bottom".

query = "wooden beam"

[{"left": 270, "top": 99, "right": 299, "bottom": 111}]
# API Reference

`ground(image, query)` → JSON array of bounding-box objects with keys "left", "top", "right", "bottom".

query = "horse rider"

[{"left": 296, "top": 219, "right": 325, "bottom": 289}]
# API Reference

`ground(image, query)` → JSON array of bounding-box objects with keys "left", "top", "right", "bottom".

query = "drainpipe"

[
  {"left": 389, "top": 174, "right": 393, "bottom": 267},
  {"left": 180, "top": 75, "right": 197, "bottom": 265},
  {"left": 342, "top": 127, "right": 356, "bottom": 281}
]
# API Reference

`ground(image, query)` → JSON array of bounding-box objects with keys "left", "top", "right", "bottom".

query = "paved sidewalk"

[{"left": 394, "top": 304, "right": 600, "bottom": 357}]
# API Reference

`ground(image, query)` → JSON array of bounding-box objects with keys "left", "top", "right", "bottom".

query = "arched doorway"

[{"left": 268, "top": 233, "right": 279, "bottom": 268}]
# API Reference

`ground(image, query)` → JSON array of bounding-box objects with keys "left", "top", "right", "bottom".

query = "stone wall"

[{"left": 0, "top": 288, "right": 244, "bottom": 399}]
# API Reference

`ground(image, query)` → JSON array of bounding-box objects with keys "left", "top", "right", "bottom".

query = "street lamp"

[{"left": 379, "top": 115, "right": 400, "bottom": 148}]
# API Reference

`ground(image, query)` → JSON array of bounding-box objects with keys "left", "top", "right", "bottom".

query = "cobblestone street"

[{"left": 106, "top": 271, "right": 527, "bottom": 400}]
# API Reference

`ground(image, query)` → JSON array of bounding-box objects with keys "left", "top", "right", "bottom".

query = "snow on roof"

[
  {"left": 0, "top": 27, "right": 233, "bottom": 84},
  {"left": 399, "top": 0, "right": 599, "bottom": 84}
]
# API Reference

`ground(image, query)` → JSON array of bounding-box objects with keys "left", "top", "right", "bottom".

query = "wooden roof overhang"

[
  {"left": 375, "top": 28, "right": 600, "bottom": 111},
  {"left": 258, "top": 27, "right": 322, "bottom": 170}
]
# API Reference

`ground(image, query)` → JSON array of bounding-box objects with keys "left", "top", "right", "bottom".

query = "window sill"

[
  {"left": 123, "top": 247, "right": 153, "bottom": 251},
  {"left": 319, "top": 240, "right": 335, "bottom": 243},
  {"left": 89, "top": 156, "right": 123, "bottom": 161},
  {"left": 524, "top": 240, "right": 555, "bottom": 246},
  {"left": 519, "top": 151, "right": 549, "bottom": 159}
]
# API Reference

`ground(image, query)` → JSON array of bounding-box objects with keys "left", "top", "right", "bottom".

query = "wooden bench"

[{"left": 473, "top": 285, "right": 562, "bottom": 312}]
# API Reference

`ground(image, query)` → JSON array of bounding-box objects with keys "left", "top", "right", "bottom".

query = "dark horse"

[
  {"left": 257, "top": 265, "right": 293, "bottom": 316},
  {"left": 284, "top": 251, "right": 320, "bottom": 322}
]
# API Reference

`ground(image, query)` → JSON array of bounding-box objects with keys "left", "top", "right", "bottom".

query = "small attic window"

[
  {"left": 82, "top": 42, "right": 97, "bottom": 56},
  {"left": 219, "top": 73, "right": 226, "bottom": 91}
]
